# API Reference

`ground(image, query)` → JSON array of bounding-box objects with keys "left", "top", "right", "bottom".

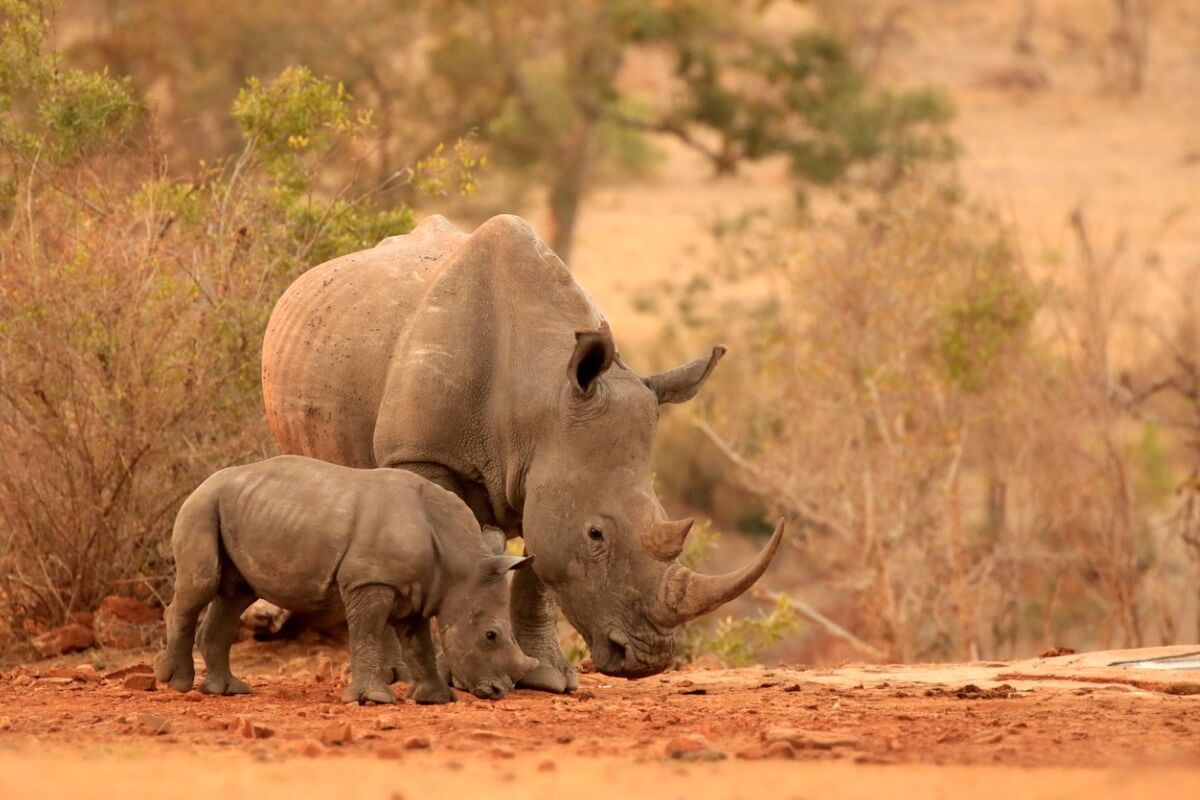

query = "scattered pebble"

[
  {"left": 274, "top": 738, "right": 324, "bottom": 758},
  {"left": 375, "top": 745, "right": 405, "bottom": 760},
  {"left": 231, "top": 716, "right": 275, "bottom": 739},
  {"left": 491, "top": 745, "right": 516, "bottom": 759},
  {"left": 763, "top": 727, "right": 859, "bottom": 750},
  {"left": 402, "top": 734, "right": 431, "bottom": 750},
  {"left": 320, "top": 721, "right": 353, "bottom": 746},
  {"left": 765, "top": 740, "right": 796, "bottom": 759},
  {"left": 123, "top": 674, "right": 157, "bottom": 692},
  {"left": 136, "top": 713, "right": 171, "bottom": 736},
  {"left": 664, "top": 734, "right": 726, "bottom": 762},
  {"left": 375, "top": 715, "right": 403, "bottom": 731}
]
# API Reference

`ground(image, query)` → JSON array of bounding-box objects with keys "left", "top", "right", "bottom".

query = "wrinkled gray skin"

[
  {"left": 261, "top": 214, "right": 785, "bottom": 691},
  {"left": 155, "top": 456, "right": 539, "bottom": 703}
]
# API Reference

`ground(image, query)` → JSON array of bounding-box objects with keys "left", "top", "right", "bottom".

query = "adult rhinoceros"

[{"left": 261, "top": 214, "right": 784, "bottom": 692}]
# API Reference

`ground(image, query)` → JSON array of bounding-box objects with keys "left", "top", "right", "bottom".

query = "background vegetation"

[{"left": 1, "top": 0, "right": 1197, "bottom": 666}]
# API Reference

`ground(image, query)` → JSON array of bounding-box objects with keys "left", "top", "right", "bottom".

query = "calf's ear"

[
  {"left": 644, "top": 345, "right": 727, "bottom": 404},
  {"left": 479, "top": 554, "right": 534, "bottom": 581},
  {"left": 568, "top": 321, "right": 615, "bottom": 398}
]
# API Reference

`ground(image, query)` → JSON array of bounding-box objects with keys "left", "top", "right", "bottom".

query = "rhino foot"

[
  {"left": 517, "top": 660, "right": 579, "bottom": 694},
  {"left": 198, "top": 673, "right": 252, "bottom": 695},
  {"left": 409, "top": 680, "right": 456, "bottom": 705},
  {"left": 342, "top": 683, "right": 396, "bottom": 705},
  {"left": 155, "top": 652, "right": 195, "bottom": 693}
]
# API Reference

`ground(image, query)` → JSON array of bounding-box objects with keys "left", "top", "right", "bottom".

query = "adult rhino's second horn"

[{"left": 652, "top": 518, "right": 787, "bottom": 627}]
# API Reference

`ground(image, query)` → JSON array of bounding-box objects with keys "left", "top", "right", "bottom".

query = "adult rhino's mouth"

[{"left": 589, "top": 627, "right": 676, "bottom": 679}]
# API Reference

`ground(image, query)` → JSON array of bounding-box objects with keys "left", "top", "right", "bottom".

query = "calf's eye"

[
  {"left": 485, "top": 629, "right": 498, "bottom": 642},
  {"left": 587, "top": 526, "right": 604, "bottom": 542}
]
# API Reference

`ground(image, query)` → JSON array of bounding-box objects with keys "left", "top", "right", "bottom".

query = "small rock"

[
  {"left": 536, "top": 760, "right": 556, "bottom": 772},
  {"left": 315, "top": 655, "right": 332, "bottom": 682},
  {"left": 69, "top": 611, "right": 95, "bottom": 627},
  {"left": 94, "top": 596, "right": 163, "bottom": 649},
  {"left": 43, "top": 668, "right": 90, "bottom": 683},
  {"left": 278, "top": 739, "right": 325, "bottom": 758},
  {"left": 123, "top": 673, "right": 157, "bottom": 692},
  {"left": 12, "top": 675, "right": 34, "bottom": 687},
  {"left": 136, "top": 713, "right": 171, "bottom": 736},
  {"left": 491, "top": 745, "right": 516, "bottom": 759},
  {"left": 231, "top": 716, "right": 274, "bottom": 739},
  {"left": 35, "top": 677, "right": 77, "bottom": 687},
  {"left": 555, "top": 734, "right": 574, "bottom": 744},
  {"left": 664, "top": 734, "right": 725, "bottom": 762},
  {"left": 375, "top": 715, "right": 403, "bottom": 731},
  {"left": 321, "top": 721, "right": 353, "bottom": 746},
  {"left": 853, "top": 752, "right": 897, "bottom": 765},
  {"left": 31, "top": 624, "right": 95, "bottom": 658},
  {"left": 765, "top": 740, "right": 796, "bottom": 760},
  {"left": 974, "top": 732, "right": 1004, "bottom": 745},
  {"left": 103, "top": 663, "right": 155, "bottom": 681},
  {"left": 763, "top": 727, "right": 859, "bottom": 750},
  {"left": 0, "top": 717, "right": 13, "bottom": 730},
  {"left": 376, "top": 746, "right": 405, "bottom": 760},
  {"left": 736, "top": 745, "right": 767, "bottom": 760},
  {"left": 402, "top": 734, "right": 431, "bottom": 750}
]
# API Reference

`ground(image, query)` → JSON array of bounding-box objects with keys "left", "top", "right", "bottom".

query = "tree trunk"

[{"left": 547, "top": 120, "right": 593, "bottom": 267}]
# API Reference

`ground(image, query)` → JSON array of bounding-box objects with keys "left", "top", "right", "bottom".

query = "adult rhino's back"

[{"left": 262, "top": 216, "right": 468, "bottom": 467}]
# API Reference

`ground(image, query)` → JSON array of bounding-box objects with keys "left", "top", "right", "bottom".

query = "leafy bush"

[{"left": 0, "top": 2, "right": 474, "bottom": 654}]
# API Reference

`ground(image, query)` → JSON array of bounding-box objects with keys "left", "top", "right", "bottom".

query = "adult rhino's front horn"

[{"left": 650, "top": 518, "right": 787, "bottom": 627}]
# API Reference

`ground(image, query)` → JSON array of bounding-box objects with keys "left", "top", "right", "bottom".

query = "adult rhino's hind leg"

[
  {"left": 197, "top": 583, "right": 257, "bottom": 695},
  {"left": 510, "top": 566, "right": 579, "bottom": 693}
]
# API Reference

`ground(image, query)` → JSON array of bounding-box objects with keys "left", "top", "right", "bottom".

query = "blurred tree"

[{"left": 62, "top": 0, "right": 953, "bottom": 263}]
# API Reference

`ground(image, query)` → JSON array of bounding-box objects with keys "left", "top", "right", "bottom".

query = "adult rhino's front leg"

[{"left": 510, "top": 566, "right": 578, "bottom": 693}]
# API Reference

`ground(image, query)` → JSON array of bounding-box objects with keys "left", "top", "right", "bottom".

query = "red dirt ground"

[{"left": 1, "top": 643, "right": 1198, "bottom": 798}]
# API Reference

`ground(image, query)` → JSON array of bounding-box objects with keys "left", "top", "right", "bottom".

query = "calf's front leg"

[
  {"left": 396, "top": 616, "right": 455, "bottom": 704},
  {"left": 340, "top": 584, "right": 398, "bottom": 705}
]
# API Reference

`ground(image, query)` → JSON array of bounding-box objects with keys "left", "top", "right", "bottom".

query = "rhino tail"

[{"left": 169, "top": 487, "right": 225, "bottom": 602}]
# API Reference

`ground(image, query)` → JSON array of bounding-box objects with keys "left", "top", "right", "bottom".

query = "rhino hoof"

[
  {"left": 410, "top": 681, "right": 456, "bottom": 705},
  {"left": 198, "top": 674, "right": 252, "bottom": 695},
  {"left": 155, "top": 654, "right": 195, "bottom": 693},
  {"left": 517, "top": 663, "right": 578, "bottom": 694},
  {"left": 342, "top": 684, "right": 396, "bottom": 705}
]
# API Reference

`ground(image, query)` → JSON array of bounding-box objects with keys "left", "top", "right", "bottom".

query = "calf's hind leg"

[
  {"left": 341, "top": 584, "right": 398, "bottom": 704},
  {"left": 197, "top": 582, "right": 257, "bottom": 695},
  {"left": 156, "top": 498, "right": 222, "bottom": 692}
]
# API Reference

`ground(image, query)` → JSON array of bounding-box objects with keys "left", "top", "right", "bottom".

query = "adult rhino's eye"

[
  {"left": 485, "top": 629, "right": 498, "bottom": 642},
  {"left": 587, "top": 526, "right": 604, "bottom": 542}
]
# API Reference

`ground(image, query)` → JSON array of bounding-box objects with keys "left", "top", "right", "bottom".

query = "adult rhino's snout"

[{"left": 650, "top": 518, "right": 787, "bottom": 628}]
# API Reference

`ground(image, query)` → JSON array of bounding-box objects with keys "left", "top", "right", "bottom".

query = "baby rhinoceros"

[{"left": 155, "top": 455, "right": 539, "bottom": 704}]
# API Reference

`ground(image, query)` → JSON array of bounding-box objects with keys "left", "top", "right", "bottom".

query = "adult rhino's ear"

[
  {"left": 644, "top": 345, "right": 727, "bottom": 404},
  {"left": 568, "top": 321, "right": 615, "bottom": 398},
  {"left": 481, "top": 525, "right": 507, "bottom": 556},
  {"left": 479, "top": 554, "right": 534, "bottom": 582}
]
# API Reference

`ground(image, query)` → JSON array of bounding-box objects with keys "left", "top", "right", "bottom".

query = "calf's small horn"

[
  {"left": 654, "top": 518, "right": 787, "bottom": 627},
  {"left": 641, "top": 517, "right": 694, "bottom": 562}
]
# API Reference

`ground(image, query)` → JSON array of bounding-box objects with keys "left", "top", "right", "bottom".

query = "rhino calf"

[{"left": 155, "top": 455, "right": 538, "bottom": 704}]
